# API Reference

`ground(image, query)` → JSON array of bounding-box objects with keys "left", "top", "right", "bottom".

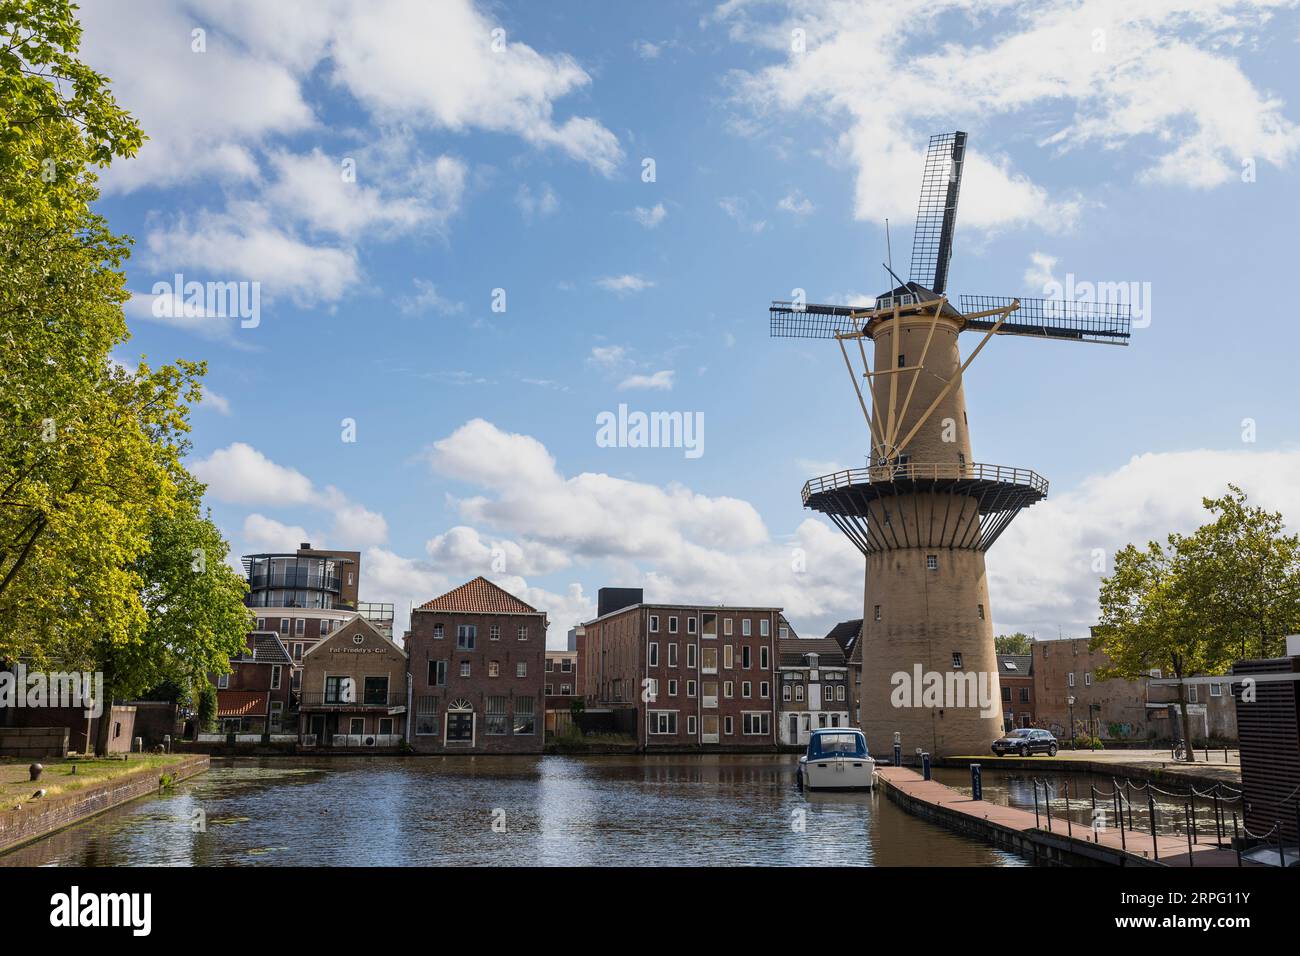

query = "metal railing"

[
  {"left": 299, "top": 691, "right": 406, "bottom": 708},
  {"left": 803, "top": 461, "right": 1048, "bottom": 504}
]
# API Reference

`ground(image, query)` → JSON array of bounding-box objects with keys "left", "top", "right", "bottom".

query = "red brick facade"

[
  {"left": 407, "top": 577, "right": 548, "bottom": 754},
  {"left": 580, "top": 604, "right": 780, "bottom": 750}
]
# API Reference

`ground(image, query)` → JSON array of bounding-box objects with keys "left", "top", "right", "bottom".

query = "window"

[
  {"left": 363, "top": 676, "right": 388, "bottom": 705},
  {"left": 700, "top": 646, "right": 718, "bottom": 674},
  {"left": 1084, "top": 672, "right": 1093, "bottom": 686},
  {"left": 687, "top": 644, "right": 697, "bottom": 669},
  {"left": 724, "top": 618, "right": 733, "bottom": 636},
  {"left": 898, "top": 353, "right": 906, "bottom": 368},
  {"left": 668, "top": 679, "right": 678, "bottom": 697},
  {"left": 724, "top": 716, "right": 734, "bottom": 736},
  {"left": 952, "top": 652, "right": 963, "bottom": 669},
  {"left": 779, "top": 625, "right": 789, "bottom": 639},
  {"left": 513, "top": 697, "right": 536, "bottom": 735},
  {"left": 687, "top": 616, "right": 697, "bottom": 634},
  {"left": 456, "top": 625, "right": 476, "bottom": 650},
  {"left": 724, "top": 680, "right": 734, "bottom": 699},
  {"left": 292, "top": 671, "right": 301, "bottom": 690},
  {"left": 668, "top": 643, "right": 678, "bottom": 667},
  {"left": 490, "top": 625, "right": 500, "bottom": 641},
  {"left": 325, "top": 676, "right": 350, "bottom": 704},
  {"left": 545, "top": 683, "right": 553, "bottom": 696},
  {"left": 760, "top": 646, "right": 769, "bottom": 669},
  {"left": 1068, "top": 672, "right": 1076, "bottom": 687},
  {"left": 489, "top": 661, "right": 500, "bottom": 678},
  {"left": 702, "top": 613, "right": 717, "bottom": 638},
  {"left": 760, "top": 681, "right": 770, "bottom": 699},
  {"left": 1002, "top": 687, "right": 1012, "bottom": 702},
  {"left": 874, "top": 605, "right": 882, "bottom": 622},
  {"left": 687, "top": 715, "right": 697, "bottom": 735},
  {"left": 649, "top": 615, "right": 660, "bottom": 633},
  {"left": 320, "top": 620, "right": 332, "bottom": 637},
  {"left": 416, "top": 696, "right": 439, "bottom": 736},
  {"left": 742, "top": 619, "right": 752, "bottom": 637},
  {"left": 434, "top": 623, "right": 444, "bottom": 640},
  {"left": 486, "top": 696, "right": 509, "bottom": 735},
  {"left": 668, "top": 616, "right": 678, "bottom": 634},
  {"left": 648, "top": 642, "right": 659, "bottom": 667},
  {"left": 516, "top": 662, "right": 527, "bottom": 678},
  {"left": 460, "top": 661, "right": 471, "bottom": 678},
  {"left": 782, "top": 684, "right": 791, "bottom": 702},
  {"left": 743, "top": 712, "right": 771, "bottom": 736},
  {"left": 217, "top": 673, "right": 229, "bottom": 689},
  {"left": 1210, "top": 682, "right": 1223, "bottom": 698},
  {"left": 795, "top": 684, "right": 804, "bottom": 702},
  {"left": 724, "top": 644, "right": 734, "bottom": 669},
  {"left": 977, "top": 604, "right": 985, "bottom": 620},
  {"left": 518, "top": 625, "right": 528, "bottom": 641},
  {"left": 926, "top": 555, "right": 938, "bottom": 571},
  {"left": 293, "top": 643, "right": 303, "bottom": 661},
  {"left": 280, "top": 618, "right": 290, "bottom": 635},
  {"left": 686, "top": 679, "right": 696, "bottom": 697},
  {"left": 1188, "top": 684, "right": 1199, "bottom": 704},
  {"left": 256, "top": 618, "right": 266, "bottom": 631},
  {"left": 836, "top": 685, "right": 845, "bottom": 701},
  {"left": 1020, "top": 687, "right": 1030, "bottom": 703},
  {"left": 560, "top": 658, "right": 572, "bottom": 672},
  {"left": 270, "top": 665, "right": 282, "bottom": 690},
  {"left": 649, "top": 711, "right": 678, "bottom": 735},
  {"left": 646, "top": 678, "right": 658, "bottom": 701},
  {"left": 428, "top": 660, "right": 447, "bottom": 687},
  {"left": 742, "top": 681, "right": 752, "bottom": 699},
  {"left": 560, "top": 683, "right": 571, "bottom": 695},
  {"left": 295, "top": 618, "right": 305, "bottom": 635},
  {"left": 742, "top": 646, "right": 752, "bottom": 669},
  {"left": 545, "top": 658, "right": 554, "bottom": 672},
  {"left": 347, "top": 717, "right": 364, "bottom": 735},
  {"left": 760, "top": 619, "right": 770, "bottom": 638}
]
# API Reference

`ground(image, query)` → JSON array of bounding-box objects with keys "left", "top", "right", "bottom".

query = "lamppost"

[{"left": 1067, "top": 695, "right": 1076, "bottom": 749}]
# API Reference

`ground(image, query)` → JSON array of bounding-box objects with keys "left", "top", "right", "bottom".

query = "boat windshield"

[{"left": 808, "top": 732, "right": 867, "bottom": 759}]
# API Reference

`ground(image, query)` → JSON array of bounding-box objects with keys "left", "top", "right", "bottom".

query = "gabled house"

[
  {"left": 216, "top": 632, "right": 294, "bottom": 733},
  {"left": 299, "top": 616, "right": 409, "bottom": 747},
  {"left": 776, "top": 635, "right": 852, "bottom": 745},
  {"left": 826, "top": 618, "right": 863, "bottom": 727}
]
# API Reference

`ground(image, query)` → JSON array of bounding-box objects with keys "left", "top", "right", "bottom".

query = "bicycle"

[{"left": 1171, "top": 738, "right": 1187, "bottom": 761}]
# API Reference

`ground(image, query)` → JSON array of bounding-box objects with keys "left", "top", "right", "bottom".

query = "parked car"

[{"left": 992, "top": 728, "right": 1057, "bottom": 757}]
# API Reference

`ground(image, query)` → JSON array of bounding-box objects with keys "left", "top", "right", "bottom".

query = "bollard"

[
  {"left": 163, "top": 734, "right": 172, "bottom": 753},
  {"left": 1280, "top": 823, "right": 1287, "bottom": 868},
  {"left": 921, "top": 752, "right": 931, "bottom": 781},
  {"left": 1185, "top": 804, "right": 1194, "bottom": 866},
  {"left": 1033, "top": 783, "right": 1041, "bottom": 827},
  {"left": 29, "top": 763, "right": 42, "bottom": 782},
  {"left": 893, "top": 732, "right": 902, "bottom": 767},
  {"left": 1189, "top": 793, "right": 1197, "bottom": 844},
  {"left": 1232, "top": 813, "right": 1241, "bottom": 867},
  {"left": 134, "top": 736, "right": 143, "bottom": 753},
  {"left": 1064, "top": 781, "right": 1072, "bottom": 838},
  {"left": 970, "top": 763, "right": 982, "bottom": 801},
  {"left": 1148, "top": 794, "right": 1159, "bottom": 861}
]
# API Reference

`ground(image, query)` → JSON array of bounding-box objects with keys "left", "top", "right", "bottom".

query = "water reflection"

[{"left": 4, "top": 757, "right": 1026, "bottom": 867}]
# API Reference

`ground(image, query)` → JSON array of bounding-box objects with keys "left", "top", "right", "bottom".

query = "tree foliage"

[
  {"left": 994, "top": 632, "right": 1032, "bottom": 655},
  {"left": 1, "top": 2, "right": 250, "bottom": 750}
]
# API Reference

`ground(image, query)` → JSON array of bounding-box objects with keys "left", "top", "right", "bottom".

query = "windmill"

[{"left": 771, "top": 131, "right": 1130, "bottom": 757}]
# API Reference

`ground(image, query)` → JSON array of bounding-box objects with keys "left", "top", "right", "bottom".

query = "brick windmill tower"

[{"left": 771, "top": 131, "right": 1131, "bottom": 757}]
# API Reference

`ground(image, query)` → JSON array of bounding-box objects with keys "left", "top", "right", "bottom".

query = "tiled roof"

[
  {"left": 233, "top": 632, "right": 293, "bottom": 664},
  {"left": 778, "top": 637, "right": 847, "bottom": 668},
  {"left": 998, "top": 654, "right": 1033, "bottom": 677},
  {"left": 825, "top": 619, "right": 863, "bottom": 657},
  {"left": 417, "top": 576, "right": 541, "bottom": 614},
  {"left": 217, "top": 690, "right": 269, "bottom": 717}
]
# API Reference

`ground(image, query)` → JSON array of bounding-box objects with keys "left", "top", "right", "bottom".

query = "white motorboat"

[{"left": 798, "top": 727, "right": 876, "bottom": 790}]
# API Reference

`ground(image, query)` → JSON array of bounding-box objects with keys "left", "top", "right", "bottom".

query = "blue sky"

[{"left": 80, "top": 0, "right": 1300, "bottom": 644}]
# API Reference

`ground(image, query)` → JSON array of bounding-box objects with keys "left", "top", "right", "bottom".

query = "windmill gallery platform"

[{"left": 875, "top": 767, "right": 1255, "bottom": 867}]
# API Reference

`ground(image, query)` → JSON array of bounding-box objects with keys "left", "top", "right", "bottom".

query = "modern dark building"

[{"left": 242, "top": 542, "right": 361, "bottom": 611}]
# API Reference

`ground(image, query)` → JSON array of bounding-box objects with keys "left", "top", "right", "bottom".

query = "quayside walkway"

[{"left": 876, "top": 767, "right": 1257, "bottom": 867}]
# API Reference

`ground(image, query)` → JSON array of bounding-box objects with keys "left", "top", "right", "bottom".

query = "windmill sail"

[
  {"left": 769, "top": 301, "right": 869, "bottom": 339},
  {"left": 960, "top": 295, "right": 1131, "bottom": 345},
  {"left": 909, "top": 131, "right": 966, "bottom": 295}
]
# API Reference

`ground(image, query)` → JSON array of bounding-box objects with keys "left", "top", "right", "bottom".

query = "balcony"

[
  {"left": 249, "top": 571, "right": 342, "bottom": 593},
  {"left": 299, "top": 691, "right": 407, "bottom": 710}
]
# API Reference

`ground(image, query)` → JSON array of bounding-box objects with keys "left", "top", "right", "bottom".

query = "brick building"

[
  {"left": 825, "top": 618, "right": 863, "bottom": 727},
  {"left": 407, "top": 577, "right": 548, "bottom": 754},
  {"left": 1032, "top": 636, "right": 1236, "bottom": 743},
  {"left": 299, "top": 616, "right": 408, "bottom": 747},
  {"left": 579, "top": 593, "right": 781, "bottom": 751},
  {"left": 776, "top": 634, "right": 852, "bottom": 746},
  {"left": 545, "top": 649, "right": 579, "bottom": 735},
  {"left": 997, "top": 654, "right": 1034, "bottom": 730},
  {"left": 216, "top": 632, "right": 294, "bottom": 733}
]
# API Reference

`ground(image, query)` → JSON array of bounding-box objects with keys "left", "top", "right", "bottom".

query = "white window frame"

[
  {"left": 648, "top": 642, "right": 659, "bottom": 667},
  {"left": 649, "top": 614, "right": 660, "bottom": 633}
]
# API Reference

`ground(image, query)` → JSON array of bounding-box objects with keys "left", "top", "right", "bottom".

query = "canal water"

[{"left": 3, "top": 756, "right": 1026, "bottom": 867}]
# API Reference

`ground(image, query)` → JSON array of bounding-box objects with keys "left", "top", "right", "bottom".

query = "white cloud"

[
  {"left": 1023, "top": 251, "right": 1059, "bottom": 292},
  {"left": 777, "top": 189, "right": 815, "bottom": 215},
  {"left": 632, "top": 203, "right": 667, "bottom": 228},
  {"left": 718, "top": 0, "right": 1300, "bottom": 230},
  {"left": 595, "top": 274, "right": 655, "bottom": 295},
  {"left": 633, "top": 39, "right": 662, "bottom": 59},
  {"left": 618, "top": 370, "right": 675, "bottom": 391},
  {"left": 145, "top": 201, "right": 361, "bottom": 306},
  {"left": 193, "top": 443, "right": 319, "bottom": 506},
  {"left": 718, "top": 196, "right": 767, "bottom": 233},
  {"left": 202, "top": 390, "right": 232, "bottom": 415},
  {"left": 588, "top": 345, "right": 629, "bottom": 368},
  {"left": 515, "top": 183, "right": 560, "bottom": 222},
  {"left": 397, "top": 279, "right": 465, "bottom": 317},
  {"left": 242, "top": 514, "right": 315, "bottom": 551}
]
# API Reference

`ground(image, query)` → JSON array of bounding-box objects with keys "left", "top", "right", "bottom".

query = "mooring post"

[
  {"left": 1186, "top": 803, "right": 1194, "bottom": 866},
  {"left": 921, "top": 751, "right": 931, "bottom": 781},
  {"left": 970, "top": 763, "right": 982, "bottom": 801},
  {"left": 893, "top": 732, "right": 902, "bottom": 768},
  {"left": 1280, "top": 823, "right": 1287, "bottom": 868},
  {"left": 1033, "top": 782, "right": 1041, "bottom": 827},
  {"left": 1232, "top": 813, "right": 1241, "bottom": 867},
  {"left": 1189, "top": 792, "right": 1197, "bottom": 844},
  {"left": 1148, "top": 793, "right": 1159, "bottom": 861},
  {"left": 1064, "top": 781, "right": 1073, "bottom": 838}
]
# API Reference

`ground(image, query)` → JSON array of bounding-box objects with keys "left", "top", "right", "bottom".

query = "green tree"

[
  {"left": 995, "top": 632, "right": 1032, "bottom": 655},
  {"left": 1178, "top": 485, "right": 1300, "bottom": 660},
  {"left": 196, "top": 682, "right": 217, "bottom": 735}
]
